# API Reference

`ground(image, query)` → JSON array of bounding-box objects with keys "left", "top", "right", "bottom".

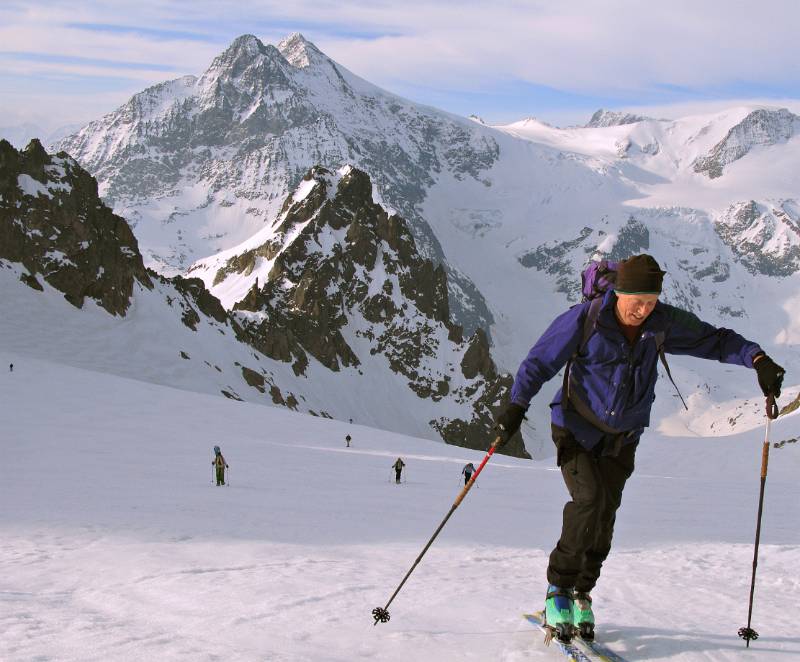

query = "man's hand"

[
  {"left": 494, "top": 403, "right": 526, "bottom": 446},
  {"left": 754, "top": 354, "right": 785, "bottom": 398}
]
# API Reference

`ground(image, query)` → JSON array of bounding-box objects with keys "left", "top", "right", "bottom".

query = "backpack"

[
  {"left": 580, "top": 259, "right": 619, "bottom": 301},
  {"left": 562, "top": 261, "right": 687, "bottom": 434}
]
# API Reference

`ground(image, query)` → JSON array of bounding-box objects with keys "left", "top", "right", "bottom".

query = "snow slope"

[
  {"left": 0, "top": 254, "right": 492, "bottom": 446},
  {"left": 1, "top": 353, "right": 799, "bottom": 661}
]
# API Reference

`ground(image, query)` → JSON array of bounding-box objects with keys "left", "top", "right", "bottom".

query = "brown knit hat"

[{"left": 615, "top": 254, "right": 665, "bottom": 294}]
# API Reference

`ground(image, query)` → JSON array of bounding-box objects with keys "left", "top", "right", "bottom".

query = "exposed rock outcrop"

[
  {"left": 0, "top": 139, "right": 151, "bottom": 314},
  {"left": 693, "top": 109, "right": 799, "bottom": 178}
]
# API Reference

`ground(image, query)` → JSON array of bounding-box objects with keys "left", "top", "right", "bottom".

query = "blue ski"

[{"left": 524, "top": 612, "right": 629, "bottom": 662}]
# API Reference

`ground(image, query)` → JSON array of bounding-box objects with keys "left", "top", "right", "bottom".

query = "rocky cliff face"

[
  {"left": 693, "top": 108, "right": 800, "bottom": 178},
  {"left": 0, "top": 139, "right": 151, "bottom": 314},
  {"left": 714, "top": 200, "right": 800, "bottom": 276},
  {"left": 54, "top": 33, "right": 498, "bottom": 335},
  {"left": 227, "top": 165, "right": 527, "bottom": 456}
]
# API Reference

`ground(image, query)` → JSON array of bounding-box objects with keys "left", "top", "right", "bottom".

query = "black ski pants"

[{"left": 547, "top": 424, "right": 637, "bottom": 592}]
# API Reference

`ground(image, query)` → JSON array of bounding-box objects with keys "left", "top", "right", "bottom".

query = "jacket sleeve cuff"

[{"left": 749, "top": 349, "right": 766, "bottom": 368}]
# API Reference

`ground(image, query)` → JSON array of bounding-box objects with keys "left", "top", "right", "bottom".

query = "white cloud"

[
  {"left": 315, "top": 1, "right": 800, "bottom": 94},
  {"left": 2, "top": 0, "right": 799, "bottom": 132},
  {"left": 615, "top": 98, "right": 800, "bottom": 122}
]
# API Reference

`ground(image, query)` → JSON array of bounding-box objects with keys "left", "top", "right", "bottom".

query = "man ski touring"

[
  {"left": 346, "top": 434, "right": 351, "bottom": 448},
  {"left": 212, "top": 445, "right": 229, "bottom": 486},
  {"left": 392, "top": 458, "right": 405, "bottom": 484},
  {"left": 462, "top": 462, "right": 476, "bottom": 485},
  {"left": 493, "top": 254, "right": 785, "bottom": 643}
]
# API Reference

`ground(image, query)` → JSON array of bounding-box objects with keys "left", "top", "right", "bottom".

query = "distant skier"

[
  {"left": 392, "top": 458, "right": 405, "bottom": 484},
  {"left": 493, "top": 254, "right": 785, "bottom": 643},
  {"left": 212, "top": 445, "right": 229, "bottom": 486},
  {"left": 9, "top": 363, "right": 13, "bottom": 372},
  {"left": 346, "top": 434, "right": 351, "bottom": 447},
  {"left": 461, "top": 462, "right": 476, "bottom": 485}
]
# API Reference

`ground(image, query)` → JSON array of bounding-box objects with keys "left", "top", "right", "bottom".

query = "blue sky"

[{"left": 2, "top": 1, "right": 799, "bottom": 133}]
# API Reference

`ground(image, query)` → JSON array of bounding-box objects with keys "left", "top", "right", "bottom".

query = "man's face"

[{"left": 615, "top": 292, "right": 659, "bottom": 326}]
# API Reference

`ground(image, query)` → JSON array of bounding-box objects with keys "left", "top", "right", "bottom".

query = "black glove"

[
  {"left": 494, "top": 403, "right": 526, "bottom": 446},
  {"left": 754, "top": 354, "right": 785, "bottom": 398}
]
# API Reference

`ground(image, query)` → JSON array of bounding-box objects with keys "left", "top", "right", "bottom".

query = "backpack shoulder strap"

[
  {"left": 561, "top": 298, "right": 603, "bottom": 415},
  {"left": 581, "top": 298, "right": 604, "bottom": 352}
]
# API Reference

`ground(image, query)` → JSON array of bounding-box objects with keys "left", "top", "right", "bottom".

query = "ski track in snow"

[{"left": 1, "top": 355, "right": 799, "bottom": 660}]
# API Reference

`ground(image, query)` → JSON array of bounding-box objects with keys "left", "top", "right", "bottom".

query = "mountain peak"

[
  {"left": 516, "top": 116, "right": 552, "bottom": 127},
  {"left": 206, "top": 34, "right": 273, "bottom": 74},
  {"left": 23, "top": 137, "right": 48, "bottom": 159},
  {"left": 196, "top": 34, "right": 285, "bottom": 94},
  {"left": 586, "top": 108, "right": 649, "bottom": 128},
  {"left": 693, "top": 107, "right": 800, "bottom": 179},
  {"left": 227, "top": 34, "right": 267, "bottom": 56},
  {"left": 277, "top": 32, "right": 325, "bottom": 68}
]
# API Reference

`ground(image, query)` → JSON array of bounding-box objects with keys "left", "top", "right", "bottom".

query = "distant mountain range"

[{"left": 2, "top": 33, "right": 798, "bottom": 450}]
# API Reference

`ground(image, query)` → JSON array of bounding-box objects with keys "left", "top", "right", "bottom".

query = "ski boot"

[
  {"left": 544, "top": 584, "right": 575, "bottom": 643},
  {"left": 573, "top": 591, "right": 595, "bottom": 641}
]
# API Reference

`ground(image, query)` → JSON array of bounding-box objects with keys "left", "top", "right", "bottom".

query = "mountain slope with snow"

[
  {"left": 1, "top": 139, "right": 528, "bottom": 454},
  {"left": 1, "top": 354, "right": 799, "bottom": 661}
]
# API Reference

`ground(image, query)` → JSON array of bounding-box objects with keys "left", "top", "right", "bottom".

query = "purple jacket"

[{"left": 510, "top": 291, "right": 763, "bottom": 449}]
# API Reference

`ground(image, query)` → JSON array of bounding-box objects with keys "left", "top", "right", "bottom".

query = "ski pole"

[
  {"left": 738, "top": 395, "right": 780, "bottom": 647},
  {"left": 372, "top": 437, "right": 501, "bottom": 625}
]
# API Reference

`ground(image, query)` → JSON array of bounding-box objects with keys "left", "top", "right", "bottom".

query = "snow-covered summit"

[
  {"left": 693, "top": 107, "right": 800, "bottom": 178},
  {"left": 585, "top": 108, "right": 650, "bottom": 127},
  {"left": 277, "top": 32, "right": 326, "bottom": 68},
  {"left": 54, "top": 32, "right": 502, "bottom": 333}
]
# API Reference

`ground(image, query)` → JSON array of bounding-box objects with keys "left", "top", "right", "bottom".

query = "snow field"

[{"left": 1, "top": 355, "right": 799, "bottom": 661}]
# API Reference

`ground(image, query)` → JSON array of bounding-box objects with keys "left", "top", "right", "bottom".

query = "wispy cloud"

[
  {"left": 0, "top": 51, "right": 178, "bottom": 72},
  {"left": 65, "top": 22, "right": 219, "bottom": 43},
  {"left": 1, "top": 0, "right": 799, "bottom": 132}
]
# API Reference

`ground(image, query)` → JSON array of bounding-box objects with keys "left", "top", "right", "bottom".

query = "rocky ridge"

[
  {"left": 0, "top": 139, "right": 151, "bottom": 315},
  {"left": 714, "top": 200, "right": 800, "bottom": 277},
  {"left": 693, "top": 108, "right": 800, "bottom": 178},
  {"left": 227, "top": 165, "right": 527, "bottom": 456}
]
